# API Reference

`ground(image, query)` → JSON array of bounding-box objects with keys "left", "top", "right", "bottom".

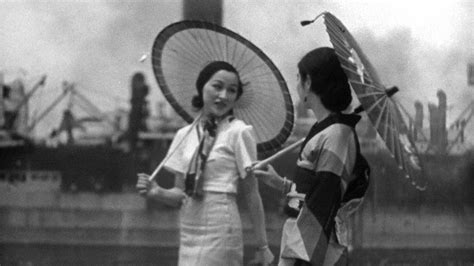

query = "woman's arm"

[
  {"left": 240, "top": 172, "right": 274, "bottom": 264},
  {"left": 252, "top": 164, "right": 293, "bottom": 194},
  {"left": 136, "top": 173, "right": 186, "bottom": 208}
]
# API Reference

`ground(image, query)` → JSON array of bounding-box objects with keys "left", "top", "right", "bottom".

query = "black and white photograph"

[{"left": 1, "top": 0, "right": 473, "bottom": 265}]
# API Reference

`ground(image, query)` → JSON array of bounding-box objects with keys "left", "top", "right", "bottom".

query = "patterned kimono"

[{"left": 279, "top": 113, "right": 370, "bottom": 266}]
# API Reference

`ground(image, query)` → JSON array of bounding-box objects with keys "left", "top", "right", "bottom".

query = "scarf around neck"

[{"left": 184, "top": 115, "right": 220, "bottom": 198}]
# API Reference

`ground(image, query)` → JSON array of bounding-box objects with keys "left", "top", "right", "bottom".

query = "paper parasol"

[
  {"left": 302, "top": 12, "right": 427, "bottom": 190},
  {"left": 151, "top": 20, "right": 294, "bottom": 154}
]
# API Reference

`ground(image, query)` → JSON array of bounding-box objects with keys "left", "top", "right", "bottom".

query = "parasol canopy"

[
  {"left": 302, "top": 12, "right": 427, "bottom": 190},
  {"left": 151, "top": 20, "right": 294, "bottom": 154}
]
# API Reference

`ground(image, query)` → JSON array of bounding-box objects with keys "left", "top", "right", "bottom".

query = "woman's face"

[{"left": 202, "top": 70, "right": 240, "bottom": 117}]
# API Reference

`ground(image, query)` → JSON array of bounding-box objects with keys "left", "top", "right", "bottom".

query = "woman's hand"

[
  {"left": 252, "top": 164, "right": 284, "bottom": 191},
  {"left": 136, "top": 173, "right": 154, "bottom": 197},
  {"left": 136, "top": 173, "right": 186, "bottom": 208},
  {"left": 286, "top": 184, "right": 305, "bottom": 211},
  {"left": 248, "top": 245, "right": 274, "bottom": 265}
]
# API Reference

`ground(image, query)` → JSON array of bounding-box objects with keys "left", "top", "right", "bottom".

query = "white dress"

[{"left": 164, "top": 116, "right": 257, "bottom": 266}]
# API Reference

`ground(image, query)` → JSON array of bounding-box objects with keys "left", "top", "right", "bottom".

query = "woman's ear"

[{"left": 303, "top": 75, "right": 312, "bottom": 93}]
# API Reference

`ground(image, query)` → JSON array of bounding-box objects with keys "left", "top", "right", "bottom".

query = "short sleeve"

[
  {"left": 163, "top": 126, "right": 199, "bottom": 174},
  {"left": 234, "top": 125, "right": 257, "bottom": 179}
]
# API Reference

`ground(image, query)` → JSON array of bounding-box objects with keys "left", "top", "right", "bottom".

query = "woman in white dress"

[{"left": 136, "top": 61, "right": 274, "bottom": 266}]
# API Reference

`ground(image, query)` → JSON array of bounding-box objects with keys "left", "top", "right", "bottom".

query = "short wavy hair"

[{"left": 192, "top": 61, "right": 243, "bottom": 109}]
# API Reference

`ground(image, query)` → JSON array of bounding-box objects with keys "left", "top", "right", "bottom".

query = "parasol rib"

[
  {"left": 382, "top": 107, "right": 391, "bottom": 143},
  {"left": 235, "top": 46, "right": 252, "bottom": 72},
  {"left": 166, "top": 33, "right": 204, "bottom": 65},
  {"left": 335, "top": 54, "right": 375, "bottom": 85},
  {"left": 194, "top": 26, "right": 220, "bottom": 60},
  {"left": 388, "top": 105, "right": 404, "bottom": 169},
  {"left": 243, "top": 76, "right": 281, "bottom": 85},
  {"left": 223, "top": 33, "right": 230, "bottom": 62},
  {"left": 325, "top": 23, "right": 383, "bottom": 87},
  {"left": 210, "top": 27, "right": 226, "bottom": 61},
  {"left": 240, "top": 61, "right": 269, "bottom": 79},
  {"left": 357, "top": 91, "right": 386, "bottom": 98},
  {"left": 348, "top": 79, "right": 383, "bottom": 92},
  {"left": 229, "top": 35, "right": 239, "bottom": 64},
  {"left": 364, "top": 95, "right": 388, "bottom": 113},
  {"left": 385, "top": 103, "right": 396, "bottom": 160},
  {"left": 237, "top": 54, "right": 261, "bottom": 77},
  {"left": 373, "top": 98, "right": 389, "bottom": 132},
  {"left": 204, "top": 25, "right": 223, "bottom": 60},
  {"left": 172, "top": 33, "right": 209, "bottom": 66},
  {"left": 158, "top": 47, "right": 202, "bottom": 69},
  {"left": 188, "top": 30, "right": 215, "bottom": 60},
  {"left": 162, "top": 50, "right": 202, "bottom": 71}
]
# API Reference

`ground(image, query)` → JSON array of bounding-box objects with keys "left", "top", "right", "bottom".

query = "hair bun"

[{"left": 191, "top": 95, "right": 204, "bottom": 109}]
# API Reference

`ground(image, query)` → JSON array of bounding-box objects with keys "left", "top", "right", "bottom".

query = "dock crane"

[
  {"left": 27, "top": 81, "right": 116, "bottom": 144},
  {"left": 1, "top": 74, "right": 47, "bottom": 135}
]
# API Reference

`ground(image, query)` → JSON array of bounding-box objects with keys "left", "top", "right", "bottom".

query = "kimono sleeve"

[
  {"left": 234, "top": 125, "right": 257, "bottom": 179},
  {"left": 315, "top": 126, "right": 356, "bottom": 179}
]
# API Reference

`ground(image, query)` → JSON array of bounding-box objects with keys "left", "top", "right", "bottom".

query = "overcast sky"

[{"left": 1, "top": 0, "right": 472, "bottom": 140}]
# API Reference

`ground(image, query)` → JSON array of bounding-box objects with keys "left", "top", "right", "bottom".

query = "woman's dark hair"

[
  {"left": 297, "top": 47, "right": 352, "bottom": 112},
  {"left": 192, "top": 61, "right": 243, "bottom": 109}
]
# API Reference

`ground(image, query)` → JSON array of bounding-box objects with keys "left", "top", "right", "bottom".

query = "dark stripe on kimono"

[{"left": 294, "top": 168, "right": 341, "bottom": 239}]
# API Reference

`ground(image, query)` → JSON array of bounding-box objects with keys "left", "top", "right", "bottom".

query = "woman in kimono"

[
  {"left": 254, "top": 47, "right": 369, "bottom": 266},
  {"left": 136, "top": 61, "right": 274, "bottom": 266}
]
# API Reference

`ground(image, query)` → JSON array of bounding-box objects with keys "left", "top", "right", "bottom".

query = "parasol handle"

[
  {"left": 252, "top": 138, "right": 304, "bottom": 170},
  {"left": 148, "top": 113, "right": 202, "bottom": 181}
]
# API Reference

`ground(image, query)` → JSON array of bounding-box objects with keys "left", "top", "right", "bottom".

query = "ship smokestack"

[
  {"left": 183, "top": 0, "right": 222, "bottom": 24},
  {"left": 428, "top": 90, "right": 448, "bottom": 153},
  {"left": 414, "top": 101, "right": 423, "bottom": 141},
  {"left": 127, "top": 72, "right": 149, "bottom": 150},
  {"left": 428, "top": 102, "right": 439, "bottom": 149},
  {"left": 437, "top": 90, "right": 447, "bottom": 152}
]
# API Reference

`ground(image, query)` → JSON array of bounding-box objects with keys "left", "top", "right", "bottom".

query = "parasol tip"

[
  {"left": 300, "top": 20, "right": 314, "bottom": 26},
  {"left": 300, "top": 13, "right": 325, "bottom": 27}
]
